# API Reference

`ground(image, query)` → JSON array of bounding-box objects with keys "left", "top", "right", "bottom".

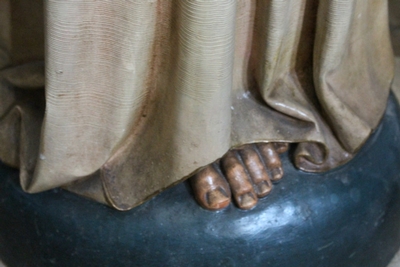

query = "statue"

[
  {"left": 0, "top": 0, "right": 394, "bottom": 212},
  {"left": 3, "top": 1, "right": 400, "bottom": 266}
]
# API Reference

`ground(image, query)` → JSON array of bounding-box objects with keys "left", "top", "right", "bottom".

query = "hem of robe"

[
  {"left": 63, "top": 89, "right": 389, "bottom": 211},
  {"left": 0, "top": 86, "right": 390, "bottom": 211}
]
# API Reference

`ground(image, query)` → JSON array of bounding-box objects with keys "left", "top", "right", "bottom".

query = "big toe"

[{"left": 190, "top": 163, "right": 231, "bottom": 211}]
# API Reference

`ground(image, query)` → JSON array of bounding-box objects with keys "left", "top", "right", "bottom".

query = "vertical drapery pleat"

[
  {"left": 98, "top": 0, "right": 237, "bottom": 209},
  {"left": 30, "top": 0, "right": 159, "bottom": 191},
  {"left": 314, "top": 0, "right": 393, "bottom": 152},
  {"left": 0, "top": 0, "right": 10, "bottom": 69}
]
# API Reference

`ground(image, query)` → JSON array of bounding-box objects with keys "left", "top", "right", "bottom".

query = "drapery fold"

[{"left": 0, "top": 0, "right": 394, "bottom": 210}]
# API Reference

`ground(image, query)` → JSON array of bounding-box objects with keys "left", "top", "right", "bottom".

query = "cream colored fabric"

[{"left": 0, "top": 0, "right": 394, "bottom": 210}]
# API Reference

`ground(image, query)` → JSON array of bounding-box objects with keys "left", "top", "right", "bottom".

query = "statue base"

[{"left": 1, "top": 94, "right": 400, "bottom": 267}]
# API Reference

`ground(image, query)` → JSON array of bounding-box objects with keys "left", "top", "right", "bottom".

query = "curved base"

[{"left": 1, "top": 94, "right": 400, "bottom": 267}]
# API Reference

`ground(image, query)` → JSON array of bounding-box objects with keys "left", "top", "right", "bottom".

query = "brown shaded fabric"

[{"left": 0, "top": 0, "right": 394, "bottom": 210}]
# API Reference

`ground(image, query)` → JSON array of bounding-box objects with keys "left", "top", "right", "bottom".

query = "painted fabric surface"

[{"left": 0, "top": 0, "right": 393, "bottom": 210}]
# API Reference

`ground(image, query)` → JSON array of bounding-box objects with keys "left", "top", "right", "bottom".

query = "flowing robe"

[{"left": 0, "top": 0, "right": 394, "bottom": 210}]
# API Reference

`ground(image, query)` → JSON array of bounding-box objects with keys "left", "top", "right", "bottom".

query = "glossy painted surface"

[{"left": 1, "top": 94, "right": 400, "bottom": 267}]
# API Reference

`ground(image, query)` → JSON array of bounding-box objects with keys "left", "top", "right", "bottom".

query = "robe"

[{"left": 0, "top": 0, "right": 394, "bottom": 210}]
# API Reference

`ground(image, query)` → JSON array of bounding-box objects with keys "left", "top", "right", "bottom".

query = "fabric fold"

[{"left": 314, "top": 0, "right": 393, "bottom": 152}]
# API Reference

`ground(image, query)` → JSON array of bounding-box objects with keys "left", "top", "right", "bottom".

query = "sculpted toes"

[
  {"left": 191, "top": 164, "right": 231, "bottom": 211},
  {"left": 222, "top": 151, "right": 258, "bottom": 210},
  {"left": 257, "top": 143, "right": 284, "bottom": 181},
  {"left": 239, "top": 145, "right": 272, "bottom": 197},
  {"left": 191, "top": 142, "right": 287, "bottom": 211}
]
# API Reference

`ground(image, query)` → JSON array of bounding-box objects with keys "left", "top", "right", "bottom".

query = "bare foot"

[{"left": 191, "top": 142, "right": 288, "bottom": 210}]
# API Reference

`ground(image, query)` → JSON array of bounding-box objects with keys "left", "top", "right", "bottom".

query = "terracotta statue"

[{"left": 0, "top": 0, "right": 394, "bottom": 211}]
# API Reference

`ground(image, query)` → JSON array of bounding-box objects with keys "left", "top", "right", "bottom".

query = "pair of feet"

[{"left": 190, "top": 142, "right": 288, "bottom": 211}]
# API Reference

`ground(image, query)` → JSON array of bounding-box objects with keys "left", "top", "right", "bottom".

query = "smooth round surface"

[{"left": 1, "top": 95, "right": 400, "bottom": 267}]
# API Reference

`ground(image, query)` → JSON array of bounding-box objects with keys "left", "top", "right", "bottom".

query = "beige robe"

[{"left": 0, "top": 0, "right": 394, "bottom": 210}]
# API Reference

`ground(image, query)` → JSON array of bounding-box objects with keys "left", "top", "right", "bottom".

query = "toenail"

[
  {"left": 238, "top": 192, "right": 257, "bottom": 209},
  {"left": 206, "top": 189, "right": 230, "bottom": 210},
  {"left": 256, "top": 181, "right": 272, "bottom": 196},
  {"left": 271, "top": 167, "right": 283, "bottom": 181}
]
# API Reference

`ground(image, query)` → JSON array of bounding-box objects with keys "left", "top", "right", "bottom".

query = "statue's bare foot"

[{"left": 191, "top": 143, "right": 288, "bottom": 211}]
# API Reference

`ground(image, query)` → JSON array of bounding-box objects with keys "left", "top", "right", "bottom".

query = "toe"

[
  {"left": 222, "top": 151, "right": 258, "bottom": 210},
  {"left": 190, "top": 163, "right": 231, "bottom": 211},
  {"left": 257, "top": 143, "right": 284, "bottom": 181},
  {"left": 274, "top": 142, "right": 289, "bottom": 154},
  {"left": 239, "top": 145, "right": 273, "bottom": 197}
]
